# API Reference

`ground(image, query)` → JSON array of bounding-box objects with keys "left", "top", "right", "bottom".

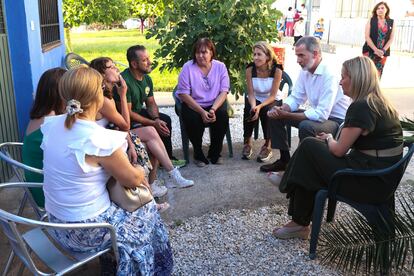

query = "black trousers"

[
  {"left": 137, "top": 109, "right": 173, "bottom": 159},
  {"left": 243, "top": 99, "right": 281, "bottom": 140},
  {"left": 181, "top": 101, "right": 229, "bottom": 161},
  {"left": 280, "top": 137, "right": 401, "bottom": 226}
]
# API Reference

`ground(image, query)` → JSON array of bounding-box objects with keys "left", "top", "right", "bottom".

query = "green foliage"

[
  {"left": 125, "top": 0, "right": 170, "bottom": 33},
  {"left": 88, "top": 0, "right": 129, "bottom": 26},
  {"left": 126, "top": 0, "right": 169, "bottom": 19},
  {"left": 401, "top": 117, "right": 414, "bottom": 143},
  {"left": 63, "top": 0, "right": 128, "bottom": 28},
  {"left": 147, "top": 0, "right": 281, "bottom": 98},
  {"left": 63, "top": 0, "right": 90, "bottom": 28},
  {"left": 319, "top": 195, "right": 414, "bottom": 274}
]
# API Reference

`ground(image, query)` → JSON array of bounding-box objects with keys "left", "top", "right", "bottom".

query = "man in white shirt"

[{"left": 260, "top": 36, "right": 350, "bottom": 173}]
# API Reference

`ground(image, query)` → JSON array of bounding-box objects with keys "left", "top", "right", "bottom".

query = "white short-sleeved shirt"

[
  {"left": 284, "top": 60, "right": 350, "bottom": 122},
  {"left": 41, "top": 115, "right": 127, "bottom": 221}
]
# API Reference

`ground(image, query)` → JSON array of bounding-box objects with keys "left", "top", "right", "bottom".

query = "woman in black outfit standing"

[{"left": 362, "top": 1, "right": 395, "bottom": 78}]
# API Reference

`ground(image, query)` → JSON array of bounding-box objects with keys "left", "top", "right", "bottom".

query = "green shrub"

[{"left": 147, "top": 0, "right": 281, "bottom": 98}]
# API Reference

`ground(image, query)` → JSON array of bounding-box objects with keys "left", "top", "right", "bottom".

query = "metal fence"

[
  {"left": 0, "top": 0, "right": 20, "bottom": 182},
  {"left": 326, "top": 18, "right": 414, "bottom": 53}
]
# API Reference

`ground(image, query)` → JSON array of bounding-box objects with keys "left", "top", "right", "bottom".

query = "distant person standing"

[
  {"left": 362, "top": 2, "right": 395, "bottom": 78},
  {"left": 313, "top": 18, "right": 325, "bottom": 40},
  {"left": 299, "top": 3, "right": 307, "bottom": 21},
  {"left": 293, "top": 17, "right": 305, "bottom": 46},
  {"left": 277, "top": 18, "right": 285, "bottom": 39},
  {"left": 284, "top": 7, "right": 295, "bottom": 37},
  {"left": 293, "top": 9, "right": 301, "bottom": 24},
  {"left": 406, "top": 0, "right": 414, "bottom": 17}
]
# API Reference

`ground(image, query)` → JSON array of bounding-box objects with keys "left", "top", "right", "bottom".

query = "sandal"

[
  {"left": 272, "top": 225, "right": 310, "bottom": 240},
  {"left": 242, "top": 144, "right": 253, "bottom": 160},
  {"left": 156, "top": 202, "right": 170, "bottom": 213}
]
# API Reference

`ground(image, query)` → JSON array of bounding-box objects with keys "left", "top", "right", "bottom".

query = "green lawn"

[{"left": 69, "top": 29, "right": 179, "bottom": 92}]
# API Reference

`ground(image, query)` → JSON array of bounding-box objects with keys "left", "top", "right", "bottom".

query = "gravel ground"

[
  {"left": 160, "top": 105, "right": 414, "bottom": 275},
  {"left": 167, "top": 184, "right": 414, "bottom": 276}
]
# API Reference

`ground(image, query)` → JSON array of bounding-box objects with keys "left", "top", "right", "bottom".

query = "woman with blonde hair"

[
  {"left": 41, "top": 66, "right": 173, "bottom": 274},
  {"left": 272, "top": 56, "right": 402, "bottom": 240},
  {"left": 242, "top": 41, "right": 283, "bottom": 162}
]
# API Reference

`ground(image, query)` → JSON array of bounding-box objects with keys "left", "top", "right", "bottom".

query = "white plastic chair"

[{"left": 0, "top": 182, "right": 119, "bottom": 276}]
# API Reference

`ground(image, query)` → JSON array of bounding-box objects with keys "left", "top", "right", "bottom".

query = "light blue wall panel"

[{"left": 4, "top": 0, "right": 65, "bottom": 138}]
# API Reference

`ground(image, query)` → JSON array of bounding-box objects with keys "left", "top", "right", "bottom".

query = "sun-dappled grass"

[{"left": 69, "top": 29, "right": 179, "bottom": 92}]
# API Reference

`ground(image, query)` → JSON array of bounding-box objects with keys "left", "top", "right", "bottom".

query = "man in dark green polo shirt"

[{"left": 116, "top": 45, "right": 185, "bottom": 167}]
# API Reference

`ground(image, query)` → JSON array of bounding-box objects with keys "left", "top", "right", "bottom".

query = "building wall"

[
  {"left": 316, "top": 0, "right": 414, "bottom": 52},
  {"left": 4, "top": 0, "right": 65, "bottom": 139}
]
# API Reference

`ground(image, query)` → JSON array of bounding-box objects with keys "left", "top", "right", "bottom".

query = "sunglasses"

[{"left": 202, "top": 76, "right": 211, "bottom": 90}]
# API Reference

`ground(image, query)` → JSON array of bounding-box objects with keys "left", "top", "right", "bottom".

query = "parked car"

[{"left": 123, "top": 18, "right": 140, "bottom": 29}]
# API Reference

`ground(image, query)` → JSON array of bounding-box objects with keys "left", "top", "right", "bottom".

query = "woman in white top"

[
  {"left": 89, "top": 57, "right": 193, "bottom": 198},
  {"left": 242, "top": 41, "right": 283, "bottom": 162},
  {"left": 41, "top": 66, "right": 173, "bottom": 275}
]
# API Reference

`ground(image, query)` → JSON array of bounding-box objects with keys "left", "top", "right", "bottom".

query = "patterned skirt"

[
  {"left": 48, "top": 201, "right": 173, "bottom": 275},
  {"left": 363, "top": 51, "right": 387, "bottom": 78}
]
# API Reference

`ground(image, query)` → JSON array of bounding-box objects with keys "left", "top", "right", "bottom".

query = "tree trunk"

[
  {"left": 65, "top": 27, "right": 72, "bottom": 52},
  {"left": 140, "top": 18, "right": 145, "bottom": 34}
]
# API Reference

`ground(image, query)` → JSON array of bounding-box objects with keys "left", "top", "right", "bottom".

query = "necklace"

[{"left": 256, "top": 67, "right": 270, "bottom": 73}]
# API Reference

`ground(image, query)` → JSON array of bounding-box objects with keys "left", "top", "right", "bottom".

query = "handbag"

[
  {"left": 107, "top": 177, "right": 153, "bottom": 212},
  {"left": 129, "top": 132, "right": 152, "bottom": 176}
]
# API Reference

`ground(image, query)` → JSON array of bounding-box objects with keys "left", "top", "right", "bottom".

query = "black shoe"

[
  {"left": 260, "top": 159, "right": 288, "bottom": 172},
  {"left": 194, "top": 155, "right": 209, "bottom": 167},
  {"left": 210, "top": 156, "right": 223, "bottom": 165}
]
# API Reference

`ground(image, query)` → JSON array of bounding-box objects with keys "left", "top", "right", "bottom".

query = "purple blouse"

[{"left": 176, "top": 59, "right": 230, "bottom": 107}]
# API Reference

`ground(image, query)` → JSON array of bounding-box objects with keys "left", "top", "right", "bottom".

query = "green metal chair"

[
  {"left": 309, "top": 142, "right": 414, "bottom": 260},
  {"left": 64, "top": 53, "right": 90, "bottom": 69},
  {"left": 173, "top": 88, "right": 233, "bottom": 164}
]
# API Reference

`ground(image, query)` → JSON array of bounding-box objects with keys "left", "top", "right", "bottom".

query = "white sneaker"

[
  {"left": 164, "top": 168, "right": 194, "bottom": 188},
  {"left": 150, "top": 180, "right": 168, "bottom": 197}
]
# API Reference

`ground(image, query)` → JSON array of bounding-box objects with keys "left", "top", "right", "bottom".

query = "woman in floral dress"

[{"left": 362, "top": 1, "right": 396, "bottom": 78}]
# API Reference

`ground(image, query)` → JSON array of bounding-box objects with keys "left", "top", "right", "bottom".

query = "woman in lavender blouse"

[{"left": 176, "top": 38, "right": 230, "bottom": 167}]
